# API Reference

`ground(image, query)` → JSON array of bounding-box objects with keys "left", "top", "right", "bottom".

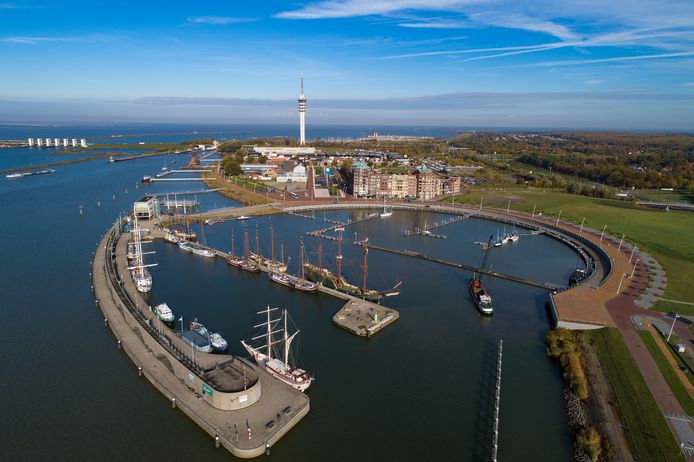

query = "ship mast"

[
  {"left": 231, "top": 229, "right": 235, "bottom": 257},
  {"left": 300, "top": 240, "right": 305, "bottom": 279},
  {"left": 318, "top": 241, "right": 323, "bottom": 268},
  {"left": 284, "top": 310, "right": 289, "bottom": 371},
  {"left": 244, "top": 226, "right": 250, "bottom": 259},
  {"left": 255, "top": 224, "right": 260, "bottom": 258},
  {"left": 280, "top": 239, "right": 284, "bottom": 264},
  {"left": 336, "top": 228, "right": 343, "bottom": 279},
  {"left": 271, "top": 225, "right": 275, "bottom": 263},
  {"left": 266, "top": 305, "right": 272, "bottom": 359},
  {"left": 362, "top": 237, "right": 369, "bottom": 294}
]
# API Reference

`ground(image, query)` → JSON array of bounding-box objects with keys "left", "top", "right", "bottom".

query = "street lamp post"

[
  {"left": 616, "top": 273, "right": 627, "bottom": 294},
  {"left": 600, "top": 224, "right": 607, "bottom": 242},
  {"left": 579, "top": 217, "right": 585, "bottom": 235},
  {"left": 555, "top": 210, "right": 562, "bottom": 227},
  {"left": 667, "top": 313, "right": 680, "bottom": 342},
  {"left": 629, "top": 245, "right": 637, "bottom": 264},
  {"left": 531, "top": 204, "right": 536, "bottom": 219},
  {"left": 618, "top": 234, "right": 625, "bottom": 252},
  {"left": 630, "top": 257, "right": 640, "bottom": 278}
]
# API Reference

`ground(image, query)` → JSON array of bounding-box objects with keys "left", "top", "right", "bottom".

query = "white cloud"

[
  {"left": 685, "top": 82, "right": 694, "bottom": 86},
  {"left": 275, "top": 0, "right": 483, "bottom": 19},
  {"left": 518, "top": 50, "right": 694, "bottom": 68},
  {"left": 0, "top": 35, "right": 111, "bottom": 45},
  {"left": 584, "top": 79, "right": 604, "bottom": 85},
  {"left": 187, "top": 16, "right": 255, "bottom": 25}
]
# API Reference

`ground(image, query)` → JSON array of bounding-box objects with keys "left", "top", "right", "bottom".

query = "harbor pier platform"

[{"left": 92, "top": 219, "right": 309, "bottom": 458}]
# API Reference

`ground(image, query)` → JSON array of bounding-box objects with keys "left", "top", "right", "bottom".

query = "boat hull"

[{"left": 241, "top": 341, "right": 312, "bottom": 392}]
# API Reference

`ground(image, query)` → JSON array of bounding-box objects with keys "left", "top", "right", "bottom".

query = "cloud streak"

[
  {"left": 0, "top": 35, "right": 113, "bottom": 45},
  {"left": 186, "top": 16, "right": 256, "bottom": 25}
]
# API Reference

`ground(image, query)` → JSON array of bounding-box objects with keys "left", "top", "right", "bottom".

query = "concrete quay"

[{"left": 93, "top": 219, "right": 309, "bottom": 458}]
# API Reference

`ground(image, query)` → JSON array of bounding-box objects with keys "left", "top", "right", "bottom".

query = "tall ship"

[
  {"left": 242, "top": 306, "right": 313, "bottom": 392},
  {"left": 237, "top": 226, "right": 260, "bottom": 272},
  {"left": 302, "top": 233, "right": 399, "bottom": 302},
  {"left": 268, "top": 241, "right": 317, "bottom": 292},
  {"left": 128, "top": 216, "right": 157, "bottom": 293},
  {"left": 226, "top": 229, "right": 245, "bottom": 267},
  {"left": 249, "top": 224, "right": 287, "bottom": 273}
]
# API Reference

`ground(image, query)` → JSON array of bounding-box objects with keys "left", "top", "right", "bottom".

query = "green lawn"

[
  {"left": 590, "top": 328, "right": 683, "bottom": 462},
  {"left": 448, "top": 189, "right": 694, "bottom": 313},
  {"left": 639, "top": 331, "right": 694, "bottom": 414}
]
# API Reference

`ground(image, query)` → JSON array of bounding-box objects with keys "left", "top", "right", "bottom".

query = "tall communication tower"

[{"left": 298, "top": 76, "right": 306, "bottom": 146}]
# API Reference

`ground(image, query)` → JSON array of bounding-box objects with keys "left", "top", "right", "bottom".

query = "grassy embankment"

[
  {"left": 590, "top": 328, "right": 683, "bottom": 461},
  {"left": 639, "top": 330, "right": 694, "bottom": 414},
  {"left": 201, "top": 171, "right": 272, "bottom": 207},
  {"left": 447, "top": 189, "right": 694, "bottom": 314}
]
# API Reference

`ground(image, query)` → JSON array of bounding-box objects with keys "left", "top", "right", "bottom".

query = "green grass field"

[
  {"left": 639, "top": 331, "right": 694, "bottom": 414},
  {"left": 591, "top": 328, "right": 683, "bottom": 461},
  {"left": 448, "top": 189, "right": 694, "bottom": 314}
]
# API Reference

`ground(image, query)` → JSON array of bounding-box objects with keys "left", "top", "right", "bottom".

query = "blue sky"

[{"left": 1, "top": 0, "right": 694, "bottom": 129}]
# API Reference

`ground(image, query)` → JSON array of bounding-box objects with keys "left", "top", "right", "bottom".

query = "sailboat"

[
  {"left": 249, "top": 225, "right": 288, "bottom": 273},
  {"left": 227, "top": 228, "right": 245, "bottom": 267},
  {"left": 239, "top": 226, "right": 260, "bottom": 272},
  {"left": 128, "top": 216, "right": 157, "bottom": 293},
  {"left": 380, "top": 197, "right": 393, "bottom": 217},
  {"left": 269, "top": 241, "right": 317, "bottom": 292},
  {"left": 469, "top": 234, "right": 493, "bottom": 315},
  {"left": 241, "top": 306, "right": 313, "bottom": 392}
]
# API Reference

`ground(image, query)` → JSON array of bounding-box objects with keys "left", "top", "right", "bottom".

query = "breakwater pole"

[{"left": 492, "top": 339, "right": 503, "bottom": 462}]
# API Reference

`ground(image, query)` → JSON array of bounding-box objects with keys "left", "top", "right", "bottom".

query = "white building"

[
  {"left": 54, "top": 138, "right": 60, "bottom": 146},
  {"left": 253, "top": 146, "right": 316, "bottom": 157},
  {"left": 37, "top": 138, "right": 43, "bottom": 147},
  {"left": 80, "top": 139, "right": 87, "bottom": 148},
  {"left": 45, "top": 138, "right": 52, "bottom": 147},
  {"left": 63, "top": 138, "right": 69, "bottom": 147},
  {"left": 28, "top": 138, "right": 34, "bottom": 147},
  {"left": 71, "top": 138, "right": 77, "bottom": 147},
  {"left": 276, "top": 164, "right": 308, "bottom": 183}
]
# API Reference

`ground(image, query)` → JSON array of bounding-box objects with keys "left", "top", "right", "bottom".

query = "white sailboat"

[
  {"left": 380, "top": 197, "right": 392, "bottom": 217},
  {"left": 241, "top": 306, "right": 313, "bottom": 392},
  {"left": 128, "top": 216, "right": 157, "bottom": 293}
]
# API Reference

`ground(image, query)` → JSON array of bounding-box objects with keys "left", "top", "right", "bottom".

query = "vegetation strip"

[
  {"left": 590, "top": 328, "right": 683, "bottom": 462},
  {"left": 639, "top": 330, "right": 694, "bottom": 414}
]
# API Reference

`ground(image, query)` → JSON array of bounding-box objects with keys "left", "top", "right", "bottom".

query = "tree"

[
  {"left": 341, "top": 159, "right": 353, "bottom": 174},
  {"left": 259, "top": 155, "right": 268, "bottom": 164},
  {"left": 224, "top": 159, "right": 241, "bottom": 176}
]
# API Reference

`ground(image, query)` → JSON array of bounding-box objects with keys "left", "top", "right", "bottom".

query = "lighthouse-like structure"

[{"left": 298, "top": 76, "right": 306, "bottom": 146}]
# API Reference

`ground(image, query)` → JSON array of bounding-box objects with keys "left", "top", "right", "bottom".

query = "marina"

[{"left": 2, "top": 127, "right": 608, "bottom": 462}]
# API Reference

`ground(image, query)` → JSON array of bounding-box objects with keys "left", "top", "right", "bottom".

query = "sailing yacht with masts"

[
  {"left": 128, "top": 215, "right": 157, "bottom": 293},
  {"left": 241, "top": 306, "right": 313, "bottom": 392},
  {"left": 249, "top": 224, "right": 288, "bottom": 273},
  {"left": 269, "top": 240, "right": 317, "bottom": 292}
]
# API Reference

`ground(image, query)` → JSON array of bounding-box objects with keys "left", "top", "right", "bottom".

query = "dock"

[
  {"left": 332, "top": 297, "right": 399, "bottom": 337},
  {"left": 92, "top": 218, "right": 310, "bottom": 458},
  {"left": 360, "top": 241, "right": 562, "bottom": 291},
  {"left": 403, "top": 215, "right": 467, "bottom": 238},
  {"left": 165, "top": 234, "right": 399, "bottom": 338}
]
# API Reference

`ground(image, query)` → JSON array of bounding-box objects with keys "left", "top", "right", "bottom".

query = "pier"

[
  {"left": 358, "top": 241, "right": 562, "bottom": 290},
  {"left": 92, "top": 218, "right": 310, "bottom": 458},
  {"left": 403, "top": 215, "right": 467, "bottom": 238}
]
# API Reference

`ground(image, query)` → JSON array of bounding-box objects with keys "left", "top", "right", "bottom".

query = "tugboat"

[
  {"left": 242, "top": 306, "right": 313, "bottom": 392},
  {"left": 153, "top": 303, "right": 175, "bottom": 324},
  {"left": 469, "top": 277, "right": 493, "bottom": 315}
]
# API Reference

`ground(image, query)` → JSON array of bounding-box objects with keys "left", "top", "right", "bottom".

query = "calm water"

[{"left": 0, "top": 125, "right": 573, "bottom": 461}]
